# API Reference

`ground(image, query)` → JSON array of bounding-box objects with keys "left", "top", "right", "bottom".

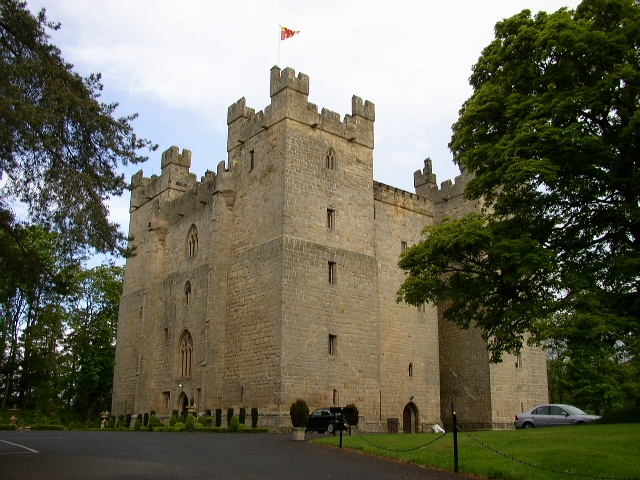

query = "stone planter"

[{"left": 292, "top": 427, "right": 306, "bottom": 441}]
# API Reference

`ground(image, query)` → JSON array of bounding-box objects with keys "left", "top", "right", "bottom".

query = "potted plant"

[{"left": 290, "top": 399, "right": 309, "bottom": 440}]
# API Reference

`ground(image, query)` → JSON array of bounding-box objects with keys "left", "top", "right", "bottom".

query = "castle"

[{"left": 112, "top": 66, "right": 548, "bottom": 432}]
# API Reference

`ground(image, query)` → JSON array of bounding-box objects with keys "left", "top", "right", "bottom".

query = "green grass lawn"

[{"left": 313, "top": 424, "right": 639, "bottom": 480}]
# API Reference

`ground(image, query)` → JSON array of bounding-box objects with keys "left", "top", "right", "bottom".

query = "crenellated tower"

[{"left": 112, "top": 66, "right": 547, "bottom": 433}]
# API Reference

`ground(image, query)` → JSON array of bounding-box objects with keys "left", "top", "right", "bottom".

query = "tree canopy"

[
  {"left": 398, "top": 0, "right": 639, "bottom": 400},
  {"left": 0, "top": 0, "right": 155, "bottom": 260}
]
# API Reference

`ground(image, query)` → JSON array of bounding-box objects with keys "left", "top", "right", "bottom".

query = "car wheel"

[
  {"left": 327, "top": 423, "right": 334, "bottom": 433},
  {"left": 575, "top": 421, "right": 585, "bottom": 425},
  {"left": 523, "top": 422, "right": 534, "bottom": 429}
]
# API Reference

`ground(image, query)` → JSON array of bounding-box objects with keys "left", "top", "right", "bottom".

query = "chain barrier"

[
  {"left": 351, "top": 431, "right": 447, "bottom": 453},
  {"left": 456, "top": 427, "right": 638, "bottom": 480}
]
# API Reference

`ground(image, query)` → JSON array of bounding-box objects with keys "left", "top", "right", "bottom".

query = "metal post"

[
  {"left": 452, "top": 407, "right": 459, "bottom": 473},
  {"left": 339, "top": 419, "right": 343, "bottom": 448}
]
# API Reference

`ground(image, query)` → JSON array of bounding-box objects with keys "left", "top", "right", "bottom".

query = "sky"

[{"left": 26, "top": 0, "right": 580, "bottom": 263}]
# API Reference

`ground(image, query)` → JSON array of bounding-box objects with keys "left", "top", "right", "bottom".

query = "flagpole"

[{"left": 278, "top": 25, "right": 281, "bottom": 67}]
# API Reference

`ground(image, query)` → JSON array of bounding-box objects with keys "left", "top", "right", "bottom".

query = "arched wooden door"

[{"left": 402, "top": 403, "right": 418, "bottom": 433}]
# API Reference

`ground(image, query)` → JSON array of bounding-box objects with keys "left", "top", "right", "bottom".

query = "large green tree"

[
  {"left": 398, "top": 0, "right": 639, "bottom": 391},
  {"left": 0, "top": 0, "right": 155, "bottom": 260}
]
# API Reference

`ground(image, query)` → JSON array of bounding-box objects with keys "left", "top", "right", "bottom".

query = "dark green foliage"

[
  {"left": 289, "top": 399, "right": 309, "bottom": 428},
  {"left": 205, "top": 409, "right": 211, "bottom": 417},
  {"left": 215, "top": 409, "right": 221, "bottom": 427},
  {"left": 0, "top": 0, "right": 155, "bottom": 260},
  {"left": 398, "top": 0, "right": 640, "bottom": 409},
  {"left": 177, "top": 414, "right": 185, "bottom": 423},
  {"left": 107, "top": 417, "right": 115, "bottom": 429},
  {"left": 133, "top": 419, "right": 141, "bottom": 431},
  {"left": 251, "top": 408, "right": 258, "bottom": 428},
  {"left": 172, "top": 409, "right": 178, "bottom": 418},
  {"left": 173, "top": 421, "right": 185, "bottom": 432},
  {"left": 239, "top": 407, "right": 246, "bottom": 425},
  {"left": 169, "top": 415, "right": 178, "bottom": 427},
  {"left": 185, "top": 414, "right": 195, "bottom": 432},
  {"left": 226, "top": 408, "right": 233, "bottom": 427},
  {"left": 229, "top": 415, "right": 240, "bottom": 432},
  {"left": 125, "top": 414, "right": 131, "bottom": 428},
  {"left": 344, "top": 404, "right": 359, "bottom": 426},
  {"left": 143, "top": 412, "right": 149, "bottom": 427},
  {"left": 148, "top": 414, "right": 161, "bottom": 430}
]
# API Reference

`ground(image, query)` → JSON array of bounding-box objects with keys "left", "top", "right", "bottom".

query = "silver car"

[{"left": 514, "top": 404, "right": 601, "bottom": 429}]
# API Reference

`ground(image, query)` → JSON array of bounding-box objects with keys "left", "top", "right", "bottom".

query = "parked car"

[
  {"left": 305, "top": 408, "right": 349, "bottom": 434},
  {"left": 514, "top": 404, "right": 601, "bottom": 429}
]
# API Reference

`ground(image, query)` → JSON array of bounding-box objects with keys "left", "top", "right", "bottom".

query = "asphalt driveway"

[{"left": 0, "top": 430, "right": 468, "bottom": 479}]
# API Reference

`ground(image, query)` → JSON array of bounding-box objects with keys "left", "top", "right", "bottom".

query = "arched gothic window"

[
  {"left": 326, "top": 148, "right": 335, "bottom": 170},
  {"left": 185, "top": 281, "right": 191, "bottom": 304},
  {"left": 187, "top": 225, "right": 198, "bottom": 258},
  {"left": 179, "top": 330, "right": 193, "bottom": 377}
]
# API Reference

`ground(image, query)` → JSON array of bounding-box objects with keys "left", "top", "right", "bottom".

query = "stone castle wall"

[{"left": 112, "top": 67, "right": 548, "bottom": 432}]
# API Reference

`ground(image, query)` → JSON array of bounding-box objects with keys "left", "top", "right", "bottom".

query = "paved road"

[{"left": 0, "top": 430, "right": 469, "bottom": 479}]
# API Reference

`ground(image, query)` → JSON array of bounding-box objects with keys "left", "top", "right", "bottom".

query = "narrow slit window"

[
  {"left": 185, "top": 281, "right": 192, "bottom": 304},
  {"left": 187, "top": 225, "right": 198, "bottom": 258},
  {"left": 401, "top": 241, "right": 407, "bottom": 253},
  {"left": 250, "top": 150, "right": 255, "bottom": 171},
  {"left": 329, "top": 334, "right": 337, "bottom": 355},
  {"left": 408, "top": 362, "right": 414, "bottom": 377},
  {"left": 328, "top": 262, "right": 336, "bottom": 284},
  {"left": 333, "top": 389, "right": 339, "bottom": 406},
  {"left": 327, "top": 209, "right": 335, "bottom": 230}
]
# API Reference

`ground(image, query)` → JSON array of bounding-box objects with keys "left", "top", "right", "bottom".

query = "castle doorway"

[
  {"left": 177, "top": 392, "right": 188, "bottom": 414},
  {"left": 402, "top": 403, "right": 418, "bottom": 433}
]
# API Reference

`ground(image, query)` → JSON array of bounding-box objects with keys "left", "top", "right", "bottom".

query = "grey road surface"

[{"left": 0, "top": 430, "right": 469, "bottom": 479}]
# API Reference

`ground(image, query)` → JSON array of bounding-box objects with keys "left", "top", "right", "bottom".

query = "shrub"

[
  {"left": 162, "top": 425, "right": 170, "bottom": 432},
  {"left": 239, "top": 408, "right": 246, "bottom": 425},
  {"left": 230, "top": 415, "right": 240, "bottom": 432},
  {"left": 134, "top": 419, "right": 141, "bottom": 431},
  {"left": 108, "top": 417, "right": 115, "bottom": 429},
  {"left": 226, "top": 408, "right": 234, "bottom": 427},
  {"left": 173, "top": 422, "right": 185, "bottom": 432},
  {"left": 126, "top": 414, "right": 132, "bottom": 428},
  {"left": 143, "top": 412, "right": 149, "bottom": 427},
  {"left": 169, "top": 415, "right": 178, "bottom": 427},
  {"left": 215, "top": 409, "right": 222, "bottom": 427},
  {"left": 177, "top": 414, "right": 185, "bottom": 423},
  {"left": 172, "top": 409, "right": 179, "bottom": 418},
  {"left": 185, "top": 414, "right": 196, "bottom": 432},
  {"left": 148, "top": 414, "right": 162, "bottom": 430},
  {"left": 290, "top": 399, "right": 309, "bottom": 428},
  {"left": 344, "top": 404, "right": 359, "bottom": 426},
  {"left": 206, "top": 409, "right": 211, "bottom": 417},
  {"left": 251, "top": 408, "right": 259, "bottom": 428}
]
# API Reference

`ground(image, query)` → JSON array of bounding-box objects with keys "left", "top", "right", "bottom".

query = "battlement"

[
  {"left": 161, "top": 145, "right": 192, "bottom": 170},
  {"left": 374, "top": 181, "right": 431, "bottom": 216},
  {"left": 414, "top": 157, "right": 473, "bottom": 203},
  {"left": 227, "top": 67, "right": 375, "bottom": 150},
  {"left": 270, "top": 66, "right": 309, "bottom": 97}
]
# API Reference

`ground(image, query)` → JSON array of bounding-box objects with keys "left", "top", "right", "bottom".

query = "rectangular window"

[
  {"left": 327, "top": 209, "right": 335, "bottom": 230},
  {"left": 401, "top": 241, "right": 407, "bottom": 253},
  {"left": 250, "top": 150, "right": 255, "bottom": 171},
  {"left": 328, "top": 262, "right": 336, "bottom": 284},
  {"left": 329, "top": 334, "right": 337, "bottom": 355},
  {"left": 164, "top": 327, "right": 169, "bottom": 341},
  {"left": 333, "top": 389, "right": 339, "bottom": 406},
  {"left": 516, "top": 353, "right": 523, "bottom": 368}
]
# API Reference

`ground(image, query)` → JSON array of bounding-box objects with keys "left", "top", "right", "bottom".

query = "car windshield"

[{"left": 563, "top": 405, "right": 587, "bottom": 416}]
